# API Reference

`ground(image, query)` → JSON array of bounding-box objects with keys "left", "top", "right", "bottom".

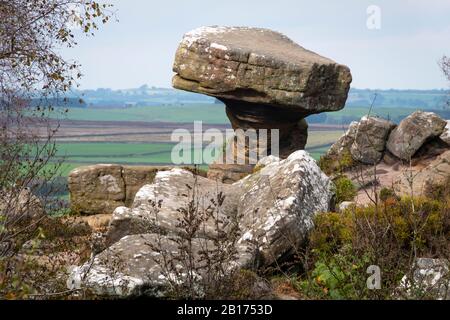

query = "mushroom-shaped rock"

[{"left": 172, "top": 26, "right": 352, "bottom": 182}]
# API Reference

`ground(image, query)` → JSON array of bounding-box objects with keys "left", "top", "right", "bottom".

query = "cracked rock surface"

[{"left": 68, "top": 151, "right": 334, "bottom": 297}]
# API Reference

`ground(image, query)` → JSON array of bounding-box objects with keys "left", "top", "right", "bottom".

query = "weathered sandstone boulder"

[
  {"left": 68, "top": 151, "right": 334, "bottom": 296},
  {"left": 67, "top": 233, "right": 254, "bottom": 297},
  {"left": 350, "top": 116, "right": 396, "bottom": 164},
  {"left": 68, "top": 165, "right": 203, "bottom": 215},
  {"left": 173, "top": 26, "right": 351, "bottom": 110},
  {"left": 393, "top": 149, "right": 450, "bottom": 197},
  {"left": 321, "top": 120, "right": 359, "bottom": 173},
  {"left": 326, "top": 121, "right": 358, "bottom": 159},
  {"left": 323, "top": 113, "right": 450, "bottom": 203},
  {"left": 440, "top": 120, "right": 450, "bottom": 145},
  {"left": 105, "top": 168, "right": 236, "bottom": 247},
  {"left": 387, "top": 111, "right": 447, "bottom": 161},
  {"left": 235, "top": 150, "right": 334, "bottom": 265},
  {"left": 173, "top": 26, "right": 352, "bottom": 181},
  {"left": 68, "top": 164, "right": 125, "bottom": 215},
  {"left": 207, "top": 163, "right": 254, "bottom": 184},
  {"left": 0, "top": 188, "right": 44, "bottom": 222}
]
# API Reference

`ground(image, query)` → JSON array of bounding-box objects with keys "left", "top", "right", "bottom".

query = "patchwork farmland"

[{"left": 47, "top": 104, "right": 347, "bottom": 177}]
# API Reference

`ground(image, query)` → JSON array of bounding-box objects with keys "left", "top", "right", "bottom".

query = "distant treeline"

[
  {"left": 346, "top": 88, "right": 448, "bottom": 109},
  {"left": 307, "top": 108, "right": 450, "bottom": 125},
  {"left": 29, "top": 97, "right": 87, "bottom": 108},
  {"left": 40, "top": 86, "right": 449, "bottom": 110}
]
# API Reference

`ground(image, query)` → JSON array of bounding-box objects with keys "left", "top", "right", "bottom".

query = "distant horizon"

[
  {"left": 73, "top": 85, "right": 449, "bottom": 92},
  {"left": 63, "top": 0, "right": 450, "bottom": 91}
]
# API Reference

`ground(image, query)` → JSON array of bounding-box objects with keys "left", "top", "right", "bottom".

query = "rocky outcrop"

[
  {"left": 207, "top": 163, "right": 254, "bottom": 184},
  {"left": 324, "top": 116, "right": 395, "bottom": 166},
  {"left": 393, "top": 150, "right": 450, "bottom": 197},
  {"left": 326, "top": 113, "right": 448, "bottom": 167},
  {"left": 68, "top": 164, "right": 125, "bottom": 216},
  {"left": 386, "top": 111, "right": 447, "bottom": 161},
  {"left": 326, "top": 121, "right": 358, "bottom": 159},
  {"left": 172, "top": 26, "right": 352, "bottom": 182},
  {"left": 68, "top": 151, "right": 334, "bottom": 297},
  {"left": 440, "top": 120, "right": 450, "bottom": 145},
  {"left": 105, "top": 168, "right": 236, "bottom": 247},
  {"left": 67, "top": 233, "right": 252, "bottom": 297},
  {"left": 350, "top": 116, "right": 396, "bottom": 164},
  {"left": 173, "top": 26, "right": 351, "bottom": 111},
  {"left": 324, "top": 113, "right": 450, "bottom": 203},
  {"left": 68, "top": 165, "right": 204, "bottom": 215}
]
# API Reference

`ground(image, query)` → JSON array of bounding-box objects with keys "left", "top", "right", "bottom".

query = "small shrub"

[
  {"left": 379, "top": 187, "right": 396, "bottom": 202},
  {"left": 294, "top": 196, "right": 450, "bottom": 299},
  {"left": 334, "top": 176, "right": 357, "bottom": 204}
]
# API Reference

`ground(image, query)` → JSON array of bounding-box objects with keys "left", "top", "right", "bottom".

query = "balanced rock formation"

[
  {"left": 68, "top": 165, "right": 204, "bottom": 215},
  {"left": 386, "top": 111, "right": 447, "bottom": 161},
  {"left": 172, "top": 26, "right": 352, "bottom": 182},
  {"left": 68, "top": 151, "right": 335, "bottom": 297}
]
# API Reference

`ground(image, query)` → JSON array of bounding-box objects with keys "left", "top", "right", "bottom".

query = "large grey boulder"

[
  {"left": 325, "top": 121, "right": 358, "bottom": 158},
  {"left": 386, "top": 111, "right": 447, "bottom": 161},
  {"left": 235, "top": 150, "right": 334, "bottom": 265},
  {"left": 69, "top": 151, "right": 334, "bottom": 296},
  {"left": 399, "top": 258, "right": 449, "bottom": 300},
  {"left": 105, "top": 168, "right": 236, "bottom": 247},
  {"left": 67, "top": 233, "right": 251, "bottom": 297},
  {"left": 350, "top": 116, "right": 396, "bottom": 164}
]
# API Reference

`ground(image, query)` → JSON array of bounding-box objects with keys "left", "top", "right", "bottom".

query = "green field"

[
  {"left": 55, "top": 142, "right": 175, "bottom": 157},
  {"left": 47, "top": 105, "right": 356, "bottom": 177},
  {"left": 57, "top": 104, "right": 432, "bottom": 126},
  {"left": 57, "top": 104, "right": 229, "bottom": 124},
  {"left": 52, "top": 142, "right": 217, "bottom": 175},
  {"left": 52, "top": 134, "right": 336, "bottom": 176}
]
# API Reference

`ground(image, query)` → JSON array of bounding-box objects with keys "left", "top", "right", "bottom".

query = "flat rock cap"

[{"left": 173, "top": 26, "right": 352, "bottom": 113}]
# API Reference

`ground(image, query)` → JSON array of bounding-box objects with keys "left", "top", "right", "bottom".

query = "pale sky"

[{"left": 64, "top": 0, "right": 450, "bottom": 90}]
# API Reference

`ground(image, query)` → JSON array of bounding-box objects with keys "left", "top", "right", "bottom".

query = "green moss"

[{"left": 319, "top": 149, "right": 355, "bottom": 176}]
